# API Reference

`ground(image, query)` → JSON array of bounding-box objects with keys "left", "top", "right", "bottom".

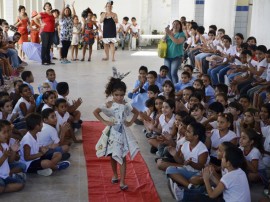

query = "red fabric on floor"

[{"left": 82, "top": 121, "right": 160, "bottom": 202}]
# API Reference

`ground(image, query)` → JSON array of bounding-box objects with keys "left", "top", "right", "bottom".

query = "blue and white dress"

[{"left": 95, "top": 102, "right": 139, "bottom": 164}]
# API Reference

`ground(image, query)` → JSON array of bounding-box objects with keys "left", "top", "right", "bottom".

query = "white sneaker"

[
  {"left": 167, "top": 178, "right": 175, "bottom": 198},
  {"left": 173, "top": 183, "right": 184, "bottom": 201},
  {"left": 37, "top": 168, "right": 53, "bottom": 176}
]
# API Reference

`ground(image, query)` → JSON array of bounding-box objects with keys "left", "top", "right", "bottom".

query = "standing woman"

[
  {"left": 14, "top": 5, "right": 30, "bottom": 59},
  {"left": 33, "top": 2, "right": 55, "bottom": 65},
  {"left": 59, "top": 1, "right": 75, "bottom": 64},
  {"left": 30, "top": 11, "right": 40, "bottom": 44},
  {"left": 100, "top": 1, "right": 118, "bottom": 62},
  {"left": 164, "top": 20, "right": 186, "bottom": 84}
]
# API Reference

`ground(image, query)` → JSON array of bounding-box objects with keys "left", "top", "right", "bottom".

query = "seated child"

[
  {"left": 56, "top": 82, "right": 83, "bottom": 129},
  {"left": 41, "top": 90, "right": 57, "bottom": 111},
  {"left": 38, "top": 108, "right": 70, "bottom": 160},
  {"left": 159, "top": 80, "right": 175, "bottom": 100},
  {"left": 190, "top": 103, "right": 207, "bottom": 123},
  {"left": 12, "top": 84, "right": 36, "bottom": 119},
  {"left": 166, "top": 122, "right": 209, "bottom": 189},
  {"left": 36, "top": 82, "right": 51, "bottom": 108},
  {"left": 175, "top": 71, "right": 193, "bottom": 97},
  {"left": 201, "top": 74, "right": 215, "bottom": 105},
  {"left": 203, "top": 102, "right": 225, "bottom": 130},
  {"left": 157, "top": 65, "right": 170, "bottom": 85},
  {"left": 9, "top": 80, "right": 23, "bottom": 107},
  {"left": 0, "top": 121, "right": 25, "bottom": 194},
  {"left": 227, "top": 101, "right": 243, "bottom": 138},
  {"left": 45, "top": 69, "right": 58, "bottom": 91},
  {"left": 21, "top": 71, "right": 35, "bottom": 95},
  {"left": 19, "top": 113, "right": 70, "bottom": 176},
  {"left": 55, "top": 98, "right": 82, "bottom": 143},
  {"left": 202, "top": 146, "right": 251, "bottom": 202},
  {"left": 143, "top": 71, "right": 162, "bottom": 92}
]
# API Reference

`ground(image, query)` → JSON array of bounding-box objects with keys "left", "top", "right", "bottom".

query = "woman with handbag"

[
  {"left": 14, "top": 5, "right": 30, "bottom": 59},
  {"left": 164, "top": 20, "right": 186, "bottom": 84}
]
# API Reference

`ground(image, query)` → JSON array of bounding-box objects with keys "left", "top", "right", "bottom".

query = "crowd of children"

[
  {"left": 127, "top": 17, "right": 270, "bottom": 200},
  {"left": 0, "top": 68, "right": 83, "bottom": 194}
]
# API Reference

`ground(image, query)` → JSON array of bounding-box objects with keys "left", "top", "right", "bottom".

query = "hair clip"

[{"left": 112, "top": 67, "right": 130, "bottom": 80}]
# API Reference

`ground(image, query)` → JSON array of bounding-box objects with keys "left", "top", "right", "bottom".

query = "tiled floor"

[{"left": 0, "top": 48, "right": 264, "bottom": 201}]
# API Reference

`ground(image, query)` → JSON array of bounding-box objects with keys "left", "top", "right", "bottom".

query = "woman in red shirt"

[{"left": 33, "top": 2, "right": 55, "bottom": 65}]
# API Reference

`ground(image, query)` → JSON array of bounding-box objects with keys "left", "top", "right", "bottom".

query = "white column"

[
  {"left": 171, "top": 0, "right": 179, "bottom": 20},
  {"left": 3, "top": 0, "right": 16, "bottom": 24},
  {"left": 194, "top": 0, "right": 205, "bottom": 26}
]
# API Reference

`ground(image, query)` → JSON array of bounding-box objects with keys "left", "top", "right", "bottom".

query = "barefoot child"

[{"left": 93, "top": 77, "right": 139, "bottom": 190}]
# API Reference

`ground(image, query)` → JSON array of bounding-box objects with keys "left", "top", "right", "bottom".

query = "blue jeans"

[
  {"left": 6, "top": 49, "right": 20, "bottom": 68},
  {"left": 218, "top": 66, "right": 231, "bottom": 84},
  {"left": 164, "top": 57, "right": 182, "bottom": 84},
  {"left": 207, "top": 65, "right": 229, "bottom": 85},
  {"left": 119, "top": 32, "right": 130, "bottom": 48},
  {"left": 166, "top": 166, "right": 199, "bottom": 180},
  {"left": 227, "top": 72, "right": 242, "bottom": 82},
  {"left": 9, "top": 162, "right": 27, "bottom": 173}
]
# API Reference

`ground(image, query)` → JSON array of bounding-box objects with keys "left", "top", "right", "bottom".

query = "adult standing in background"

[
  {"left": 164, "top": 20, "right": 186, "bottom": 84},
  {"left": 33, "top": 2, "right": 55, "bottom": 65},
  {"left": 14, "top": 5, "right": 29, "bottom": 59},
  {"left": 100, "top": 1, "right": 118, "bottom": 62},
  {"left": 59, "top": 0, "right": 75, "bottom": 64},
  {"left": 30, "top": 11, "right": 40, "bottom": 44}
]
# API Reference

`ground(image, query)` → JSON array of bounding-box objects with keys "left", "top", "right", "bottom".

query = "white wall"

[
  {"left": 204, "top": 0, "right": 236, "bottom": 36},
  {"left": 178, "top": 0, "right": 195, "bottom": 21},
  {"left": 151, "top": 0, "right": 171, "bottom": 33},
  {"left": 249, "top": 0, "right": 270, "bottom": 48}
]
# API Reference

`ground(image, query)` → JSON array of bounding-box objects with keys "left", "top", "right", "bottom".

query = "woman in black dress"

[{"left": 100, "top": 1, "right": 118, "bottom": 61}]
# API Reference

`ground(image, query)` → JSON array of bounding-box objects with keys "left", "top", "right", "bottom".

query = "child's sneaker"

[
  {"left": 37, "top": 168, "right": 53, "bottom": 176},
  {"left": 61, "top": 153, "right": 71, "bottom": 161},
  {"left": 57, "top": 161, "right": 71, "bottom": 171},
  {"left": 173, "top": 183, "right": 184, "bottom": 201}
]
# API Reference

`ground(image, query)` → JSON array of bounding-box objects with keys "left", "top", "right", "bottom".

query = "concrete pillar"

[
  {"left": 2, "top": 0, "right": 16, "bottom": 24},
  {"left": 234, "top": 0, "right": 249, "bottom": 38},
  {"left": 194, "top": 0, "right": 205, "bottom": 26},
  {"left": 171, "top": 0, "right": 180, "bottom": 20}
]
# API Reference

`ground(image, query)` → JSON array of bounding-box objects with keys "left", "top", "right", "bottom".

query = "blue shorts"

[
  {"left": 166, "top": 166, "right": 200, "bottom": 180},
  {"left": 0, "top": 176, "right": 24, "bottom": 187},
  {"left": 9, "top": 162, "right": 27, "bottom": 173}
]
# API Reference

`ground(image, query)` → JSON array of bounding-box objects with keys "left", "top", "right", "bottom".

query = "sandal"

[
  {"left": 111, "top": 178, "right": 119, "bottom": 184},
  {"left": 120, "top": 185, "right": 128, "bottom": 191},
  {"left": 81, "top": 58, "right": 85, "bottom": 61},
  {"left": 88, "top": 58, "right": 91, "bottom": 62}
]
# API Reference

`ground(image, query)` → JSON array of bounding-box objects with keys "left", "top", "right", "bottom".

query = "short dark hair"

[
  {"left": 51, "top": 9, "right": 60, "bottom": 15},
  {"left": 208, "top": 102, "right": 224, "bottom": 113},
  {"left": 46, "top": 68, "right": 55, "bottom": 76},
  {"left": 256, "top": 45, "right": 267, "bottom": 53},
  {"left": 191, "top": 25, "right": 198, "bottom": 30},
  {"left": 43, "top": 2, "right": 52, "bottom": 11},
  {"left": 26, "top": 113, "right": 42, "bottom": 130},
  {"left": 181, "top": 71, "right": 191, "bottom": 78},
  {"left": 148, "top": 84, "right": 159, "bottom": 94},
  {"left": 139, "top": 66, "right": 148, "bottom": 73},
  {"left": 56, "top": 82, "right": 69, "bottom": 96},
  {"left": 42, "top": 90, "right": 56, "bottom": 102},
  {"left": 13, "top": 80, "right": 23, "bottom": 87},
  {"left": 209, "top": 25, "right": 217, "bottom": 31},
  {"left": 228, "top": 101, "right": 244, "bottom": 115},
  {"left": 145, "top": 97, "right": 155, "bottom": 108},
  {"left": 197, "top": 26, "right": 205, "bottom": 35},
  {"left": 215, "top": 84, "right": 228, "bottom": 95},
  {"left": 160, "top": 65, "right": 169, "bottom": 72},
  {"left": 239, "top": 94, "right": 251, "bottom": 103},
  {"left": 248, "top": 45, "right": 257, "bottom": 51},
  {"left": 148, "top": 71, "right": 158, "bottom": 78},
  {"left": 0, "top": 121, "right": 6, "bottom": 132},
  {"left": 0, "top": 91, "right": 9, "bottom": 99},
  {"left": 123, "top": 17, "right": 129, "bottom": 21},
  {"left": 164, "top": 99, "right": 175, "bottom": 111},
  {"left": 224, "top": 146, "right": 245, "bottom": 169},
  {"left": 246, "top": 36, "right": 257, "bottom": 44},
  {"left": 235, "top": 33, "right": 244, "bottom": 40},
  {"left": 18, "top": 5, "right": 26, "bottom": 12},
  {"left": 217, "top": 28, "right": 225, "bottom": 34},
  {"left": 208, "top": 30, "right": 216, "bottom": 36},
  {"left": 267, "top": 49, "right": 270, "bottom": 54},
  {"left": 189, "top": 122, "right": 206, "bottom": 142},
  {"left": 131, "top": 17, "right": 136, "bottom": 21},
  {"left": 55, "top": 98, "right": 67, "bottom": 107},
  {"left": 19, "top": 84, "right": 30, "bottom": 94},
  {"left": 21, "top": 71, "right": 32, "bottom": 81},
  {"left": 0, "top": 99, "right": 11, "bottom": 109},
  {"left": 42, "top": 108, "right": 55, "bottom": 120},
  {"left": 223, "top": 35, "right": 232, "bottom": 43},
  {"left": 184, "top": 64, "right": 194, "bottom": 72},
  {"left": 241, "top": 49, "right": 252, "bottom": 57}
]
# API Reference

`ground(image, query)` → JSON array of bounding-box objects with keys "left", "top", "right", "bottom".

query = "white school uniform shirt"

[
  {"left": 210, "top": 129, "right": 237, "bottom": 157},
  {"left": 266, "top": 63, "right": 270, "bottom": 82},
  {"left": 263, "top": 133, "right": 270, "bottom": 167},
  {"left": 220, "top": 168, "right": 251, "bottom": 202},
  {"left": 12, "top": 97, "right": 31, "bottom": 119},
  {"left": 222, "top": 45, "right": 236, "bottom": 62},
  {"left": 42, "top": 104, "right": 51, "bottom": 111},
  {"left": 130, "top": 24, "right": 140, "bottom": 34},
  {"left": 121, "top": 23, "right": 131, "bottom": 33},
  {"left": 256, "top": 58, "right": 268, "bottom": 80},
  {"left": 0, "top": 143, "right": 10, "bottom": 179},
  {"left": 176, "top": 136, "right": 187, "bottom": 151},
  {"left": 55, "top": 111, "right": 70, "bottom": 132},
  {"left": 20, "top": 132, "right": 40, "bottom": 170},
  {"left": 159, "top": 114, "right": 175, "bottom": 134},
  {"left": 181, "top": 141, "right": 210, "bottom": 172},
  {"left": 239, "top": 146, "right": 265, "bottom": 170},
  {"left": 37, "top": 123, "right": 60, "bottom": 147},
  {"left": 0, "top": 112, "right": 13, "bottom": 122},
  {"left": 198, "top": 117, "right": 207, "bottom": 124}
]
